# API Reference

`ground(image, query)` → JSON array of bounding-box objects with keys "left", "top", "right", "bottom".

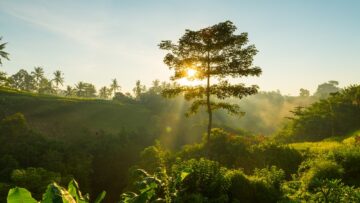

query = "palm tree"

[
  {"left": 75, "top": 82, "right": 86, "bottom": 97},
  {"left": 31, "top": 67, "right": 44, "bottom": 83},
  {"left": 99, "top": 86, "right": 110, "bottom": 99},
  {"left": 65, "top": 85, "right": 74, "bottom": 97},
  {"left": 31, "top": 67, "right": 45, "bottom": 92},
  {"left": 110, "top": 79, "right": 120, "bottom": 96},
  {"left": 53, "top": 70, "right": 64, "bottom": 88},
  {"left": 0, "top": 37, "right": 10, "bottom": 65}
]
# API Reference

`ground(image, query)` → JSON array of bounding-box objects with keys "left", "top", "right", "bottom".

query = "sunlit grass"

[
  {"left": 289, "top": 130, "right": 360, "bottom": 154},
  {"left": 289, "top": 141, "right": 343, "bottom": 154}
]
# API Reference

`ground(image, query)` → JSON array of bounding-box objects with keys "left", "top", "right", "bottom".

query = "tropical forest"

[{"left": 0, "top": 1, "right": 359, "bottom": 203}]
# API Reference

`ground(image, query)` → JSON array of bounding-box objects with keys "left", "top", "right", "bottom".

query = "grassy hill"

[
  {"left": 0, "top": 87, "right": 153, "bottom": 137},
  {"left": 289, "top": 130, "right": 360, "bottom": 154}
]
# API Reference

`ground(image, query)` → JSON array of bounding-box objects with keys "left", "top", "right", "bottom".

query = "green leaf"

[
  {"left": 94, "top": 191, "right": 106, "bottom": 203},
  {"left": 41, "top": 183, "right": 76, "bottom": 203},
  {"left": 7, "top": 187, "right": 37, "bottom": 203},
  {"left": 180, "top": 171, "right": 190, "bottom": 181},
  {"left": 67, "top": 179, "right": 87, "bottom": 203}
]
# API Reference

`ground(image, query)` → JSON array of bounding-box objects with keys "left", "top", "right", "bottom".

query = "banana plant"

[
  {"left": 7, "top": 179, "right": 106, "bottom": 203},
  {"left": 119, "top": 168, "right": 191, "bottom": 203}
]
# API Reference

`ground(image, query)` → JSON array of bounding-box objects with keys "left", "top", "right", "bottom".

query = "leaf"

[
  {"left": 180, "top": 171, "right": 190, "bottom": 181},
  {"left": 7, "top": 187, "right": 37, "bottom": 203},
  {"left": 94, "top": 191, "right": 106, "bottom": 203},
  {"left": 67, "top": 179, "right": 87, "bottom": 203},
  {"left": 41, "top": 183, "right": 76, "bottom": 203}
]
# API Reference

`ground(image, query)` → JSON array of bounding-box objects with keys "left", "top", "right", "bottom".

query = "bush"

[
  {"left": 172, "top": 158, "right": 230, "bottom": 202},
  {"left": 301, "top": 159, "right": 344, "bottom": 191},
  {"left": 331, "top": 146, "right": 360, "bottom": 186},
  {"left": 10, "top": 167, "right": 61, "bottom": 200},
  {"left": 225, "top": 170, "right": 253, "bottom": 203},
  {"left": 251, "top": 143, "right": 303, "bottom": 176}
]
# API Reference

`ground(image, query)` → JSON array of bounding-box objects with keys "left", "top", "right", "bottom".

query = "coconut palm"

[
  {"left": 0, "top": 37, "right": 10, "bottom": 65},
  {"left": 99, "top": 86, "right": 110, "bottom": 99},
  {"left": 31, "top": 67, "right": 44, "bottom": 83},
  {"left": 110, "top": 79, "right": 120, "bottom": 96},
  {"left": 53, "top": 70, "right": 64, "bottom": 88},
  {"left": 75, "top": 82, "right": 86, "bottom": 97},
  {"left": 65, "top": 85, "right": 75, "bottom": 96}
]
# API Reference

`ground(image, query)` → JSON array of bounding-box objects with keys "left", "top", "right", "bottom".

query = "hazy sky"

[{"left": 0, "top": 0, "right": 359, "bottom": 95}]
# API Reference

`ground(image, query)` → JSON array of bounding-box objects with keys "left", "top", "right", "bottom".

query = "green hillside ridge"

[
  {"left": 0, "top": 87, "right": 152, "bottom": 136},
  {"left": 289, "top": 130, "right": 360, "bottom": 154}
]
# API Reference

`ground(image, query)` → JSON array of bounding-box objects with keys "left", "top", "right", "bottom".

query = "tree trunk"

[
  {"left": 206, "top": 51, "right": 212, "bottom": 142},
  {"left": 206, "top": 75, "right": 212, "bottom": 142}
]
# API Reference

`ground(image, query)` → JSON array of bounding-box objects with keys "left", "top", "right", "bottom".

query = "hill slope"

[{"left": 0, "top": 87, "right": 153, "bottom": 137}]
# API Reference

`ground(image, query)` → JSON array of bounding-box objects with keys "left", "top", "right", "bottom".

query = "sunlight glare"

[{"left": 187, "top": 69, "right": 197, "bottom": 77}]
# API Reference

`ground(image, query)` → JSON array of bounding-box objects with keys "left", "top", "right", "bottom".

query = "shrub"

[
  {"left": 173, "top": 158, "right": 230, "bottom": 202},
  {"left": 331, "top": 146, "right": 360, "bottom": 186},
  {"left": 225, "top": 170, "right": 253, "bottom": 203},
  {"left": 301, "top": 159, "right": 344, "bottom": 191},
  {"left": 10, "top": 167, "right": 61, "bottom": 200},
  {"left": 251, "top": 143, "right": 303, "bottom": 176}
]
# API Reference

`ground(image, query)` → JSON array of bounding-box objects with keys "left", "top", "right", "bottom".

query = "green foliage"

[
  {"left": 280, "top": 85, "right": 360, "bottom": 141},
  {"left": 251, "top": 143, "right": 303, "bottom": 176},
  {"left": 75, "top": 82, "right": 97, "bottom": 97},
  {"left": 11, "top": 167, "right": 61, "bottom": 200},
  {"left": 299, "top": 88, "right": 310, "bottom": 97},
  {"left": 226, "top": 167, "right": 285, "bottom": 203},
  {"left": 7, "top": 187, "right": 37, "bottom": 203},
  {"left": 160, "top": 21, "right": 262, "bottom": 140},
  {"left": 311, "top": 179, "right": 360, "bottom": 203},
  {"left": 9, "top": 69, "right": 36, "bottom": 91},
  {"left": 0, "top": 36, "right": 10, "bottom": 65},
  {"left": 314, "top": 80, "right": 340, "bottom": 99},
  {"left": 331, "top": 146, "right": 360, "bottom": 186},
  {"left": 179, "top": 129, "right": 302, "bottom": 177},
  {"left": 53, "top": 70, "right": 64, "bottom": 89},
  {"left": 6, "top": 179, "right": 105, "bottom": 203},
  {"left": 173, "top": 158, "right": 230, "bottom": 202},
  {"left": 225, "top": 170, "right": 253, "bottom": 202},
  {"left": 300, "top": 159, "right": 344, "bottom": 191},
  {"left": 120, "top": 169, "right": 162, "bottom": 203}
]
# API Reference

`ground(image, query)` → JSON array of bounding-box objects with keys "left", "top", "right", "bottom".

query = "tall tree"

[
  {"left": 31, "top": 67, "right": 45, "bottom": 90},
  {"left": 53, "top": 70, "right": 64, "bottom": 89},
  {"left": 0, "top": 71, "right": 8, "bottom": 86},
  {"left": 64, "top": 85, "right": 75, "bottom": 97},
  {"left": 83, "top": 83, "right": 97, "bottom": 97},
  {"left": 314, "top": 80, "right": 340, "bottom": 98},
  {"left": 110, "top": 79, "right": 120, "bottom": 96},
  {"left": 75, "top": 82, "right": 86, "bottom": 97},
  {"left": 159, "top": 21, "right": 262, "bottom": 141},
  {"left": 9, "top": 69, "right": 35, "bottom": 91},
  {"left": 0, "top": 37, "right": 10, "bottom": 65},
  {"left": 133, "top": 80, "right": 146, "bottom": 99},
  {"left": 38, "top": 78, "right": 55, "bottom": 94},
  {"left": 75, "top": 82, "right": 96, "bottom": 97},
  {"left": 99, "top": 86, "right": 110, "bottom": 99},
  {"left": 299, "top": 88, "right": 310, "bottom": 97}
]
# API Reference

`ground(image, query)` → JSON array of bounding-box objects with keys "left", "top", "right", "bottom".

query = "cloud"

[{"left": 0, "top": 1, "right": 106, "bottom": 49}]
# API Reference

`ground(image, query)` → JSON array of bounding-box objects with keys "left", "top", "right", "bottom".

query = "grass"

[
  {"left": 0, "top": 87, "right": 153, "bottom": 137},
  {"left": 288, "top": 130, "right": 360, "bottom": 154}
]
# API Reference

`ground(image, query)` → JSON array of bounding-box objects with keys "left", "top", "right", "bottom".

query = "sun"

[
  {"left": 187, "top": 69, "right": 197, "bottom": 77},
  {"left": 178, "top": 69, "right": 204, "bottom": 86}
]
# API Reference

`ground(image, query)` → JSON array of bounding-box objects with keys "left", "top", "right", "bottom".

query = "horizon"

[{"left": 0, "top": 0, "right": 359, "bottom": 95}]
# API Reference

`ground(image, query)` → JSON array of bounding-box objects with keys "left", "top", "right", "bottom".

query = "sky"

[{"left": 0, "top": 0, "right": 359, "bottom": 95}]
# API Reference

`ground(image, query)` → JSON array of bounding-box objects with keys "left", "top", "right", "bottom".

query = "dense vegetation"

[
  {"left": 0, "top": 84, "right": 359, "bottom": 202},
  {"left": 1, "top": 21, "right": 359, "bottom": 203}
]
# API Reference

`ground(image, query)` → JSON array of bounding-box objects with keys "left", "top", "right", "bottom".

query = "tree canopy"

[
  {"left": 159, "top": 21, "right": 262, "bottom": 140},
  {"left": 0, "top": 37, "right": 10, "bottom": 66}
]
